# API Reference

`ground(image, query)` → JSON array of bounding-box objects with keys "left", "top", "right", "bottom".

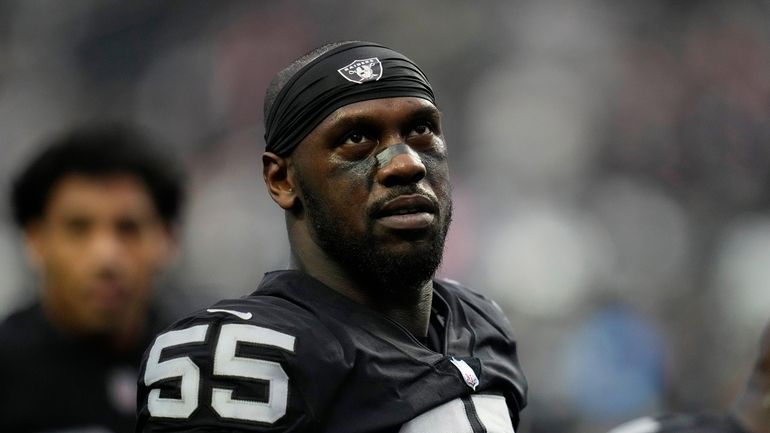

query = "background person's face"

[{"left": 26, "top": 174, "right": 173, "bottom": 335}]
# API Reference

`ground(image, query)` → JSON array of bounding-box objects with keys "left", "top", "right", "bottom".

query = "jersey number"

[{"left": 143, "top": 323, "right": 296, "bottom": 423}]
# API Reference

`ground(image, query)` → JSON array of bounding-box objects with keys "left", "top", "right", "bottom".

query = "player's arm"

[
  {"left": 732, "top": 321, "right": 770, "bottom": 433},
  {"left": 136, "top": 311, "right": 342, "bottom": 432}
]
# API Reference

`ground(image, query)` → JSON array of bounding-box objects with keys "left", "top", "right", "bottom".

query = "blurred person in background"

[{"left": 0, "top": 123, "right": 185, "bottom": 433}]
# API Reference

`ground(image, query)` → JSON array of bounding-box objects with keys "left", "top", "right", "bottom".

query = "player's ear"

[{"left": 262, "top": 151, "right": 297, "bottom": 210}]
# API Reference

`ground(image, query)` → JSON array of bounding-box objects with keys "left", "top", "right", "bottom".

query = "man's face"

[
  {"left": 26, "top": 174, "right": 173, "bottom": 335},
  {"left": 291, "top": 97, "right": 452, "bottom": 294}
]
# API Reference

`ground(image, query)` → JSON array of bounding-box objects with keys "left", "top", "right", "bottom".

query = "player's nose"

[{"left": 375, "top": 144, "right": 426, "bottom": 187}]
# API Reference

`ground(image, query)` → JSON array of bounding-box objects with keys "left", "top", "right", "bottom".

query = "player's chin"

[
  {"left": 374, "top": 225, "right": 441, "bottom": 248},
  {"left": 379, "top": 227, "right": 446, "bottom": 258}
]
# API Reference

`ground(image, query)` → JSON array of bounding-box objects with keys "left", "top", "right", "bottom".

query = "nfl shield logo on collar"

[
  {"left": 337, "top": 58, "right": 383, "bottom": 83},
  {"left": 450, "top": 357, "right": 480, "bottom": 390}
]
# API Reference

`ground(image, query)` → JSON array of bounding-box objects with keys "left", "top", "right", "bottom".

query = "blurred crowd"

[{"left": 0, "top": 1, "right": 768, "bottom": 432}]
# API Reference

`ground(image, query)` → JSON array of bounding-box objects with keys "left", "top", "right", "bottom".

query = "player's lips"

[{"left": 374, "top": 194, "right": 437, "bottom": 230}]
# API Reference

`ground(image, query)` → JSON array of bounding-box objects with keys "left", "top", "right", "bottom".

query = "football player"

[{"left": 137, "top": 41, "right": 527, "bottom": 432}]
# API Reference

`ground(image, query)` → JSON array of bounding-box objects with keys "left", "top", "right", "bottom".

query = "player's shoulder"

[
  {"left": 138, "top": 279, "right": 349, "bottom": 431},
  {"left": 434, "top": 277, "right": 512, "bottom": 326},
  {"left": 154, "top": 287, "right": 342, "bottom": 357},
  {"left": 435, "top": 277, "right": 494, "bottom": 304},
  {"left": 608, "top": 413, "right": 748, "bottom": 433}
]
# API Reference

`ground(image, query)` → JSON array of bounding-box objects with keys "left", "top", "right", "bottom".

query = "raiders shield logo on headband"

[{"left": 337, "top": 58, "right": 383, "bottom": 84}]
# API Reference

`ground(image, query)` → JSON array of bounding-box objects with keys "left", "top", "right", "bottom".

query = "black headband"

[{"left": 264, "top": 42, "right": 436, "bottom": 156}]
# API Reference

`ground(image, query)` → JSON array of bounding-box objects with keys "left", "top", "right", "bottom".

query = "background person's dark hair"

[{"left": 10, "top": 122, "right": 185, "bottom": 227}]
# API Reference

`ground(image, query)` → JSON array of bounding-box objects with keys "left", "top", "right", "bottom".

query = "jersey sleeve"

[{"left": 136, "top": 298, "right": 348, "bottom": 432}]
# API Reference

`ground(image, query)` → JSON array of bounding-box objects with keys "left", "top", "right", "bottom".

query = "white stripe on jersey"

[{"left": 399, "top": 394, "right": 515, "bottom": 433}]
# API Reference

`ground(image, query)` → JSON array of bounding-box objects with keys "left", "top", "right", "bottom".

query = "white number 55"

[{"left": 144, "top": 323, "right": 296, "bottom": 423}]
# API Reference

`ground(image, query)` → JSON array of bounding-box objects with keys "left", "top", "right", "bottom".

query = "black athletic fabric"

[
  {"left": 0, "top": 303, "right": 165, "bottom": 433},
  {"left": 264, "top": 42, "right": 435, "bottom": 156},
  {"left": 137, "top": 270, "right": 527, "bottom": 432}
]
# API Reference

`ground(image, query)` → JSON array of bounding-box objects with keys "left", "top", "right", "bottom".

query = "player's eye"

[
  {"left": 408, "top": 122, "right": 434, "bottom": 137},
  {"left": 342, "top": 131, "right": 370, "bottom": 145}
]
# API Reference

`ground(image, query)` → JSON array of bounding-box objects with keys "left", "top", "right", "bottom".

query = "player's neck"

[
  {"left": 373, "top": 287, "right": 433, "bottom": 337},
  {"left": 288, "top": 236, "right": 433, "bottom": 337}
]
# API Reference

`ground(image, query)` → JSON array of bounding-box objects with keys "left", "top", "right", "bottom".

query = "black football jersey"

[
  {"left": 608, "top": 413, "right": 749, "bottom": 433},
  {"left": 137, "top": 270, "right": 527, "bottom": 432},
  {"left": 0, "top": 303, "right": 164, "bottom": 433}
]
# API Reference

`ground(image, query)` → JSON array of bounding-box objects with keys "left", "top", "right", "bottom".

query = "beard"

[{"left": 298, "top": 176, "right": 452, "bottom": 300}]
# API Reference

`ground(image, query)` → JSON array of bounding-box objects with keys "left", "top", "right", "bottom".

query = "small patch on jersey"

[
  {"left": 206, "top": 309, "right": 253, "bottom": 320},
  {"left": 337, "top": 58, "right": 383, "bottom": 83},
  {"left": 608, "top": 416, "right": 661, "bottom": 433},
  {"left": 451, "top": 357, "right": 480, "bottom": 390}
]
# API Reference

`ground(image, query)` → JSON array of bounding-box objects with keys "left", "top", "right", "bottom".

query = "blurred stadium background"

[{"left": 0, "top": 1, "right": 769, "bottom": 432}]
